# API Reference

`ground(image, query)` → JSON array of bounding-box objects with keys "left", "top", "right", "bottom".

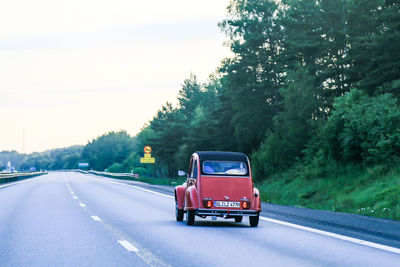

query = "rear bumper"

[{"left": 196, "top": 209, "right": 259, "bottom": 217}]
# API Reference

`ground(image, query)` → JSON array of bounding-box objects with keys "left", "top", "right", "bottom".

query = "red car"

[{"left": 174, "top": 151, "right": 261, "bottom": 227}]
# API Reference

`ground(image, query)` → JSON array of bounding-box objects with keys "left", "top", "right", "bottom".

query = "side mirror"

[{"left": 178, "top": 170, "right": 187, "bottom": 177}]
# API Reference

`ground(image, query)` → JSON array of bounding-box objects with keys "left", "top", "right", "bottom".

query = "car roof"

[{"left": 195, "top": 151, "right": 248, "bottom": 162}]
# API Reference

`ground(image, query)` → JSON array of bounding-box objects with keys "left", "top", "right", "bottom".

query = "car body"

[{"left": 174, "top": 151, "right": 261, "bottom": 227}]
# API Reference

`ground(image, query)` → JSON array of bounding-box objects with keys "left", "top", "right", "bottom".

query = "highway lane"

[
  {"left": 0, "top": 173, "right": 148, "bottom": 266},
  {"left": 1, "top": 172, "right": 399, "bottom": 266}
]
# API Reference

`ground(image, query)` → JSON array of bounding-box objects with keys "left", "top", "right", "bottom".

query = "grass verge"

[{"left": 257, "top": 163, "right": 400, "bottom": 221}]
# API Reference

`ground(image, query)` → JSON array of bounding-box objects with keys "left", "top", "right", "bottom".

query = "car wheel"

[
  {"left": 249, "top": 213, "right": 259, "bottom": 227},
  {"left": 234, "top": 216, "right": 243, "bottom": 223},
  {"left": 176, "top": 202, "right": 184, "bottom": 221},
  {"left": 186, "top": 210, "right": 195, "bottom": 225}
]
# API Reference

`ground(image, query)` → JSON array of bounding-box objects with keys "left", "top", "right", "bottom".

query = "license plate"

[{"left": 214, "top": 201, "right": 240, "bottom": 208}]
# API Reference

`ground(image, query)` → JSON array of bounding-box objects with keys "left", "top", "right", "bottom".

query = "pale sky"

[{"left": 0, "top": 0, "right": 231, "bottom": 153}]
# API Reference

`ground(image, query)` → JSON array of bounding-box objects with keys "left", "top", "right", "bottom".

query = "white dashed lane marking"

[
  {"left": 79, "top": 203, "right": 86, "bottom": 207},
  {"left": 91, "top": 216, "right": 102, "bottom": 222},
  {"left": 118, "top": 240, "right": 139, "bottom": 253}
]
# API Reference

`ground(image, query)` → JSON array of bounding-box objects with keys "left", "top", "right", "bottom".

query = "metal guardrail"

[
  {"left": 0, "top": 171, "right": 48, "bottom": 184},
  {"left": 87, "top": 170, "right": 138, "bottom": 179}
]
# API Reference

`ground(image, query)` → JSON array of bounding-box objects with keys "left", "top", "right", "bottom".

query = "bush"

[
  {"left": 132, "top": 167, "right": 151, "bottom": 176},
  {"left": 107, "top": 163, "right": 122, "bottom": 173},
  {"left": 322, "top": 90, "right": 400, "bottom": 163}
]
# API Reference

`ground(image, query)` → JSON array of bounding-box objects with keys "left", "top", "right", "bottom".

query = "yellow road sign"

[
  {"left": 141, "top": 146, "right": 155, "bottom": 163},
  {"left": 140, "top": 157, "right": 155, "bottom": 163}
]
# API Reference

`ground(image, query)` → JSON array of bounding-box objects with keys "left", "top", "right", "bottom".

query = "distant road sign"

[
  {"left": 78, "top": 163, "right": 89, "bottom": 168},
  {"left": 140, "top": 146, "right": 155, "bottom": 164},
  {"left": 140, "top": 158, "right": 155, "bottom": 164}
]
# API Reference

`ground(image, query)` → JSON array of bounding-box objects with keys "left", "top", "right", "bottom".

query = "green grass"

[{"left": 257, "top": 163, "right": 400, "bottom": 221}]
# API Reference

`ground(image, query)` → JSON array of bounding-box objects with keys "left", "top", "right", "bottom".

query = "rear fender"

[
  {"left": 175, "top": 185, "right": 186, "bottom": 209},
  {"left": 252, "top": 187, "right": 261, "bottom": 212},
  {"left": 185, "top": 185, "right": 199, "bottom": 211}
]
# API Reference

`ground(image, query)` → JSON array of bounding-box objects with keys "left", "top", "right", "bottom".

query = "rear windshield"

[{"left": 202, "top": 161, "right": 248, "bottom": 176}]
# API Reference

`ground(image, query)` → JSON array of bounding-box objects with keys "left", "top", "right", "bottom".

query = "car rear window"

[{"left": 202, "top": 161, "right": 248, "bottom": 176}]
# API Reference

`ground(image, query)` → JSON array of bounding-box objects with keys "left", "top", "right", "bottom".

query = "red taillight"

[
  {"left": 202, "top": 198, "right": 213, "bottom": 208},
  {"left": 242, "top": 201, "right": 250, "bottom": 209}
]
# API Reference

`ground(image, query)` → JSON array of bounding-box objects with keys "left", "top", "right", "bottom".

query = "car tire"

[
  {"left": 234, "top": 216, "right": 243, "bottom": 223},
  {"left": 176, "top": 202, "right": 184, "bottom": 221},
  {"left": 186, "top": 210, "right": 195, "bottom": 225},
  {"left": 249, "top": 213, "right": 259, "bottom": 227}
]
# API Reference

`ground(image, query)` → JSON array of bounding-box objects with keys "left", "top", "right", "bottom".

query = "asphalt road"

[{"left": 1, "top": 172, "right": 399, "bottom": 266}]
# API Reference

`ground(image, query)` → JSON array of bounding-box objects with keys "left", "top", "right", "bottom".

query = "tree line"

[
  {"left": 0, "top": 146, "right": 83, "bottom": 171},
  {"left": 2, "top": 0, "right": 399, "bottom": 182},
  {"left": 134, "top": 0, "right": 400, "bottom": 180}
]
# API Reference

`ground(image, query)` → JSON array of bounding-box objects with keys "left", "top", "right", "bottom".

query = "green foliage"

[
  {"left": 48, "top": 146, "right": 83, "bottom": 169},
  {"left": 178, "top": 74, "right": 203, "bottom": 119},
  {"left": 144, "top": 103, "right": 187, "bottom": 177},
  {"left": 105, "top": 152, "right": 152, "bottom": 177},
  {"left": 130, "top": 0, "right": 400, "bottom": 184},
  {"left": 0, "top": 151, "right": 26, "bottom": 170},
  {"left": 18, "top": 152, "right": 52, "bottom": 171},
  {"left": 81, "top": 131, "right": 135, "bottom": 171},
  {"left": 257, "top": 161, "right": 400, "bottom": 220},
  {"left": 138, "top": 75, "right": 238, "bottom": 177},
  {"left": 219, "top": 0, "right": 282, "bottom": 152},
  {"left": 107, "top": 162, "right": 122, "bottom": 173},
  {"left": 251, "top": 133, "right": 281, "bottom": 181},
  {"left": 321, "top": 90, "right": 400, "bottom": 163},
  {"left": 280, "top": 0, "right": 349, "bottom": 110},
  {"left": 347, "top": 0, "right": 400, "bottom": 96},
  {"left": 252, "top": 67, "right": 318, "bottom": 180},
  {"left": 0, "top": 146, "right": 83, "bottom": 171}
]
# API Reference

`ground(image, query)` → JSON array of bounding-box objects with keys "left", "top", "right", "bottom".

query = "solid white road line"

[
  {"left": 93, "top": 175, "right": 400, "bottom": 255},
  {"left": 118, "top": 240, "right": 139, "bottom": 253},
  {"left": 79, "top": 203, "right": 86, "bottom": 207},
  {"left": 0, "top": 180, "right": 29, "bottom": 189},
  {"left": 104, "top": 180, "right": 174, "bottom": 199},
  {"left": 91, "top": 215, "right": 102, "bottom": 222},
  {"left": 259, "top": 216, "right": 400, "bottom": 255}
]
